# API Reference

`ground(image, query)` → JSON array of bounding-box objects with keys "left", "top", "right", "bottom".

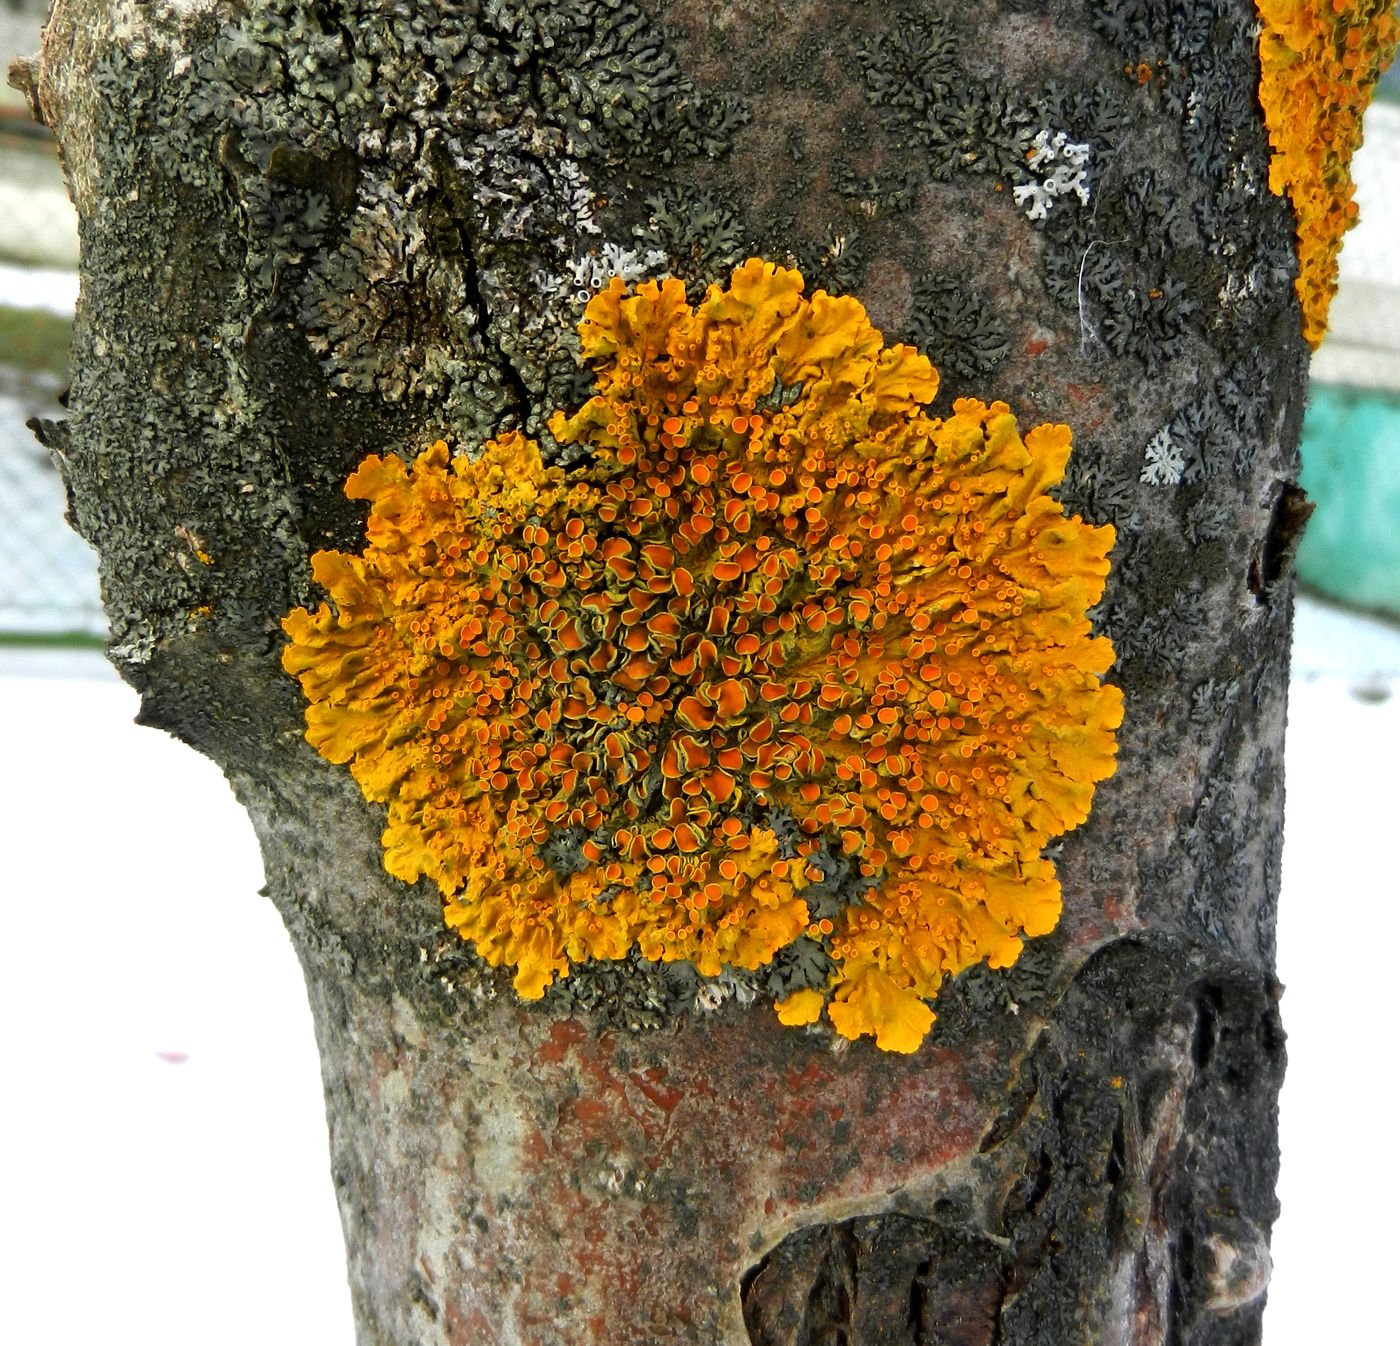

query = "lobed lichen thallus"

[
  {"left": 1255, "top": 0, "right": 1398, "bottom": 347},
  {"left": 282, "top": 259, "right": 1123, "bottom": 1053}
]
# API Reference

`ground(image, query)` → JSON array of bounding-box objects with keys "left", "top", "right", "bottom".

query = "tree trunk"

[{"left": 21, "top": 0, "right": 1311, "bottom": 1341}]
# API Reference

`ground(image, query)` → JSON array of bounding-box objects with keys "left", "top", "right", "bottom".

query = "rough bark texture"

[{"left": 23, "top": 0, "right": 1303, "bottom": 1342}]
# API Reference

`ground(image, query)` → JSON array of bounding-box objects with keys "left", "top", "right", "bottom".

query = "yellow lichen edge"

[
  {"left": 1255, "top": 0, "right": 1398, "bottom": 347},
  {"left": 282, "top": 259, "right": 1124, "bottom": 1053}
]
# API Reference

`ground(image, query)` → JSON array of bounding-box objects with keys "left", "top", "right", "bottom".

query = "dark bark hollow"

[{"left": 30, "top": 1, "right": 1304, "bottom": 1342}]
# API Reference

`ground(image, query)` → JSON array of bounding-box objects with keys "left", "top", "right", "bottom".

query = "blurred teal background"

[{"left": 1296, "top": 387, "right": 1400, "bottom": 617}]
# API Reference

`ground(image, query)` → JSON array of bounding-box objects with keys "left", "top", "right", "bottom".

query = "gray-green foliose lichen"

[
  {"left": 95, "top": 7, "right": 721, "bottom": 427},
  {"left": 906, "top": 273, "right": 1011, "bottom": 387},
  {"left": 175, "top": 0, "right": 753, "bottom": 443},
  {"left": 849, "top": 0, "right": 1299, "bottom": 373}
]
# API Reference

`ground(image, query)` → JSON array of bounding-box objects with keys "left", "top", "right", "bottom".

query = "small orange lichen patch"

[
  {"left": 282, "top": 260, "right": 1123, "bottom": 1052},
  {"left": 1255, "top": 0, "right": 1398, "bottom": 346},
  {"left": 775, "top": 988, "right": 826, "bottom": 1027}
]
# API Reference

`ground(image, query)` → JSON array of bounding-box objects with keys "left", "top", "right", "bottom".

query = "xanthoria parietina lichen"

[
  {"left": 283, "top": 260, "right": 1123, "bottom": 1052},
  {"left": 1255, "top": 0, "right": 1398, "bottom": 345}
]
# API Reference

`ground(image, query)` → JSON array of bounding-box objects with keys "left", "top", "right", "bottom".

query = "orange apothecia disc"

[{"left": 282, "top": 259, "right": 1123, "bottom": 1052}]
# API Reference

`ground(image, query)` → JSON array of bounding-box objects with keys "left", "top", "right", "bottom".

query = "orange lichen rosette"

[
  {"left": 1255, "top": 0, "right": 1398, "bottom": 346},
  {"left": 282, "top": 260, "right": 1123, "bottom": 1052}
]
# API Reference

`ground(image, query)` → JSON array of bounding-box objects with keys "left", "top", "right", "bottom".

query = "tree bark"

[{"left": 22, "top": 1, "right": 1304, "bottom": 1342}]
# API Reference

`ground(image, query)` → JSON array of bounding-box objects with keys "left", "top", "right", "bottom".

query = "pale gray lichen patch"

[
  {"left": 1014, "top": 129, "right": 1091, "bottom": 221},
  {"left": 1141, "top": 427, "right": 1186, "bottom": 486},
  {"left": 569, "top": 240, "right": 668, "bottom": 304},
  {"left": 163, "top": 0, "right": 752, "bottom": 448}
]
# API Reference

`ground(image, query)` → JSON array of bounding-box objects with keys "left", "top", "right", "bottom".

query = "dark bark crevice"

[
  {"left": 742, "top": 939, "right": 1284, "bottom": 1346},
  {"left": 1248, "top": 482, "right": 1314, "bottom": 603}
]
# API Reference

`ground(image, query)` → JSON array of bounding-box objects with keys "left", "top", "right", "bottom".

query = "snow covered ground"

[
  {"left": 0, "top": 260, "right": 78, "bottom": 317},
  {"left": 1264, "top": 599, "right": 1400, "bottom": 1343},
  {"left": 0, "top": 596, "right": 1396, "bottom": 1343},
  {"left": 0, "top": 651, "right": 354, "bottom": 1343}
]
